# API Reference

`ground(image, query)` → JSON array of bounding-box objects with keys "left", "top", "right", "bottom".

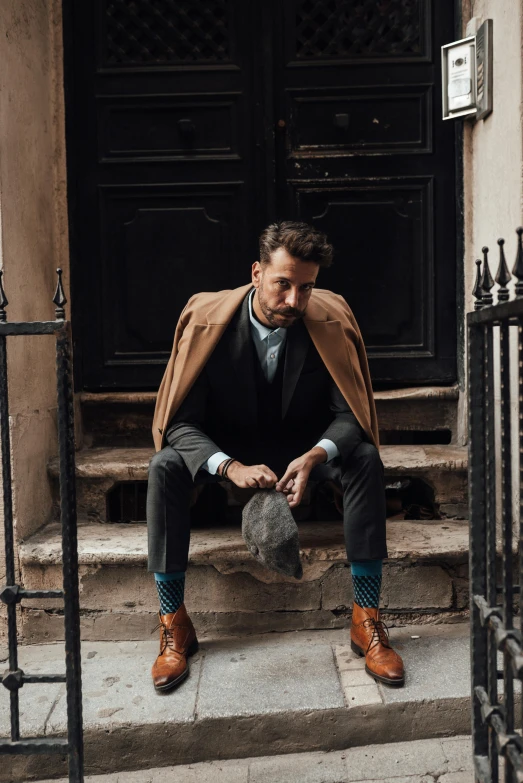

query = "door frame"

[
  {"left": 453, "top": 0, "right": 466, "bottom": 394},
  {"left": 60, "top": 0, "right": 466, "bottom": 393}
]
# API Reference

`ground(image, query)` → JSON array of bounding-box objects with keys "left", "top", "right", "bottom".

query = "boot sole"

[
  {"left": 154, "top": 638, "right": 200, "bottom": 694},
  {"left": 350, "top": 639, "right": 405, "bottom": 688}
]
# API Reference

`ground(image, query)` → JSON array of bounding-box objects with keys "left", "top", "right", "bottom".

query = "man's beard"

[{"left": 257, "top": 286, "right": 306, "bottom": 328}]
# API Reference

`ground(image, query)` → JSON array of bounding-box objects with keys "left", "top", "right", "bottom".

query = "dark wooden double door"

[{"left": 67, "top": 0, "right": 457, "bottom": 390}]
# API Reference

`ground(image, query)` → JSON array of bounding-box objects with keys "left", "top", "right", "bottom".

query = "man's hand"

[
  {"left": 222, "top": 460, "right": 278, "bottom": 489},
  {"left": 275, "top": 447, "right": 327, "bottom": 508}
]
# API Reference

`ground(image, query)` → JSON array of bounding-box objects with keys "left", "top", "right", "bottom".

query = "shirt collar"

[{"left": 248, "top": 289, "right": 286, "bottom": 341}]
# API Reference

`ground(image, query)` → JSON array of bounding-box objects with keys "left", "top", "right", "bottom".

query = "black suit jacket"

[{"left": 166, "top": 291, "right": 367, "bottom": 478}]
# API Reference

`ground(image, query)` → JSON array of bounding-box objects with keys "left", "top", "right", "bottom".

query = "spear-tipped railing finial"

[
  {"left": 513, "top": 227, "right": 523, "bottom": 297},
  {"left": 495, "top": 238, "right": 511, "bottom": 302},
  {"left": 480, "top": 246, "right": 495, "bottom": 306},
  {"left": 53, "top": 268, "right": 67, "bottom": 320},
  {"left": 472, "top": 259, "right": 484, "bottom": 310},
  {"left": 0, "top": 270, "right": 8, "bottom": 323}
]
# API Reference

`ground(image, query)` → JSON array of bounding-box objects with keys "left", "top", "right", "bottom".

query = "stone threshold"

[{"left": 3, "top": 624, "right": 474, "bottom": 782}]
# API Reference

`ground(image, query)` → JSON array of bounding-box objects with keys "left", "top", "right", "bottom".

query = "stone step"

[
  {"left": 38, "top": 735, "right": 473, "bottom": 783},
  {"left": 48, "top": 443, "right": 468, "bottom": 524},
  {"left": 19, "top": 519, "right": 469, "bottom": 643},
  {"left": 3, "top": 623, "right": 473, "bottom": 782},
  {"left": 374, "top": 385, "right": 459, "bottom": 444},
  {"left": 79, "top": 386, "right": 460, "bottom": 448}
]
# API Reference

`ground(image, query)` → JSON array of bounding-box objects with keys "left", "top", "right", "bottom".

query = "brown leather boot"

[
  {"left": 151, "top": 603, "right": 199, "bottom": 693},
  {"left": 350, "top": 603, "right": 405, "bottom": 687}
]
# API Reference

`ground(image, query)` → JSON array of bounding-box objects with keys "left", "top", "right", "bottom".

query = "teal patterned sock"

[
  {"left": 351, "top": 560, "right": 382, "bottom": 609},
  {"left": 154, "top": 571, "right": 185, "bottom": 615}
]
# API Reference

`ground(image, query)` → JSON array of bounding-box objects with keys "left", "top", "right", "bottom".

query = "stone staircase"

[
  {"left": 4, "top": 384, "right": 479, "bottom": 782},
  {"left": 18, "top": 385, "right": 470, "bottom": 644}
]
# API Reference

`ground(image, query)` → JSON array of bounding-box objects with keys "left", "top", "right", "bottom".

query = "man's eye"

[{"left": 277, "top": 281, "right": 287, "bottom": 287}]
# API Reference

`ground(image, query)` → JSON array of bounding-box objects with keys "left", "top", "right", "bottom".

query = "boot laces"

[
  {"left": 152, "top": 620, "right": 178, "bottom": 654},
  {"left": 362, "top": 616, "right": 391, "bottom": 654}
]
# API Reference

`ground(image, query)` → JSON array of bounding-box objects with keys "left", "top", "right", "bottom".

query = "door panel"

[
  {"left": 288, "top": 84, "right": 432, "bottom": 155},
  {"left": 295, "top": 178, "right": 433, "bottom": 352},
  {"left": 99, "top": 181, "right": 243, "bottom": 365},
  {"left": 275, "top": 0, "right": 456, "bottom": 384},
  {"left": 69, "top": 0, "right": 261, "bottom": 389}
]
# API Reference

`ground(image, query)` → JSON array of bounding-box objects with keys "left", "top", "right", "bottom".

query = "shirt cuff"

[
  {"left": 315, "top": 438, "right": 340, "bottom": 463},
  {"left": 203, "top": 451, "right": 231, "bottom": 475}
]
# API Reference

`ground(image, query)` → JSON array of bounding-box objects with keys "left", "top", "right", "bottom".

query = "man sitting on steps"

[{"left": 147, "top": 220, "right": 405, "bottom": 693}]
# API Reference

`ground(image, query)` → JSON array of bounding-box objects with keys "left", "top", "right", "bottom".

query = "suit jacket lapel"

[
  {"left": 305, "top": 319, "right": 373, "bottom": 443},
  {"left": 282, "top": 319, "right": 309, "bottom": 419},
  {"left": 228, "top": 291, "right": 257, "bottom": 424}
]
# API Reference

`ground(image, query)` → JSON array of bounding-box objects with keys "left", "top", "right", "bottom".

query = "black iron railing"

[
  {"left": 469, "top": 230, "right": 523, "bottom": 783},
  {"left": 0, "top": 271, "right": 83, "bottom": 781}
]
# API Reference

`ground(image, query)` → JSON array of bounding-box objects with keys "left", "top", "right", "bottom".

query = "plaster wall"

[
  {"left": 0, "top": 0, "right": 70, "bottom": 574},
  {"left": 461, "top": 0, "right": 523, "bottom": 524}
]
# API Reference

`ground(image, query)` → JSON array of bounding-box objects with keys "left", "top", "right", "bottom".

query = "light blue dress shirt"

[{"left": 203, "top": 289, "right": 339, "bottom": 474}]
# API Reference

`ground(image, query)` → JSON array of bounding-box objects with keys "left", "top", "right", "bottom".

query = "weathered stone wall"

[
  {"left": 461, "top": 0, "right": 523, "bottom": 525},
  {"left": 0, "top": 0, "right": 70, "bottom": 631},
  {"left": 462, "top": 0, "right": 523, "bottom": 306}
]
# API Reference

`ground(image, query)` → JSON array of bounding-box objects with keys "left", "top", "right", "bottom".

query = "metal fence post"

[{"left": 0, "top": 270, "right": 83, "bottom": 781}]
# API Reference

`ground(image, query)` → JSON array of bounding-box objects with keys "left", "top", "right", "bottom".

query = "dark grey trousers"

[{"left": 147, "top": 442, "right": 388, "bottom": 573}]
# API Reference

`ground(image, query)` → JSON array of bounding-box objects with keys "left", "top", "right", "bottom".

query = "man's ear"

[{"left": 252, "top": 260, "right": 262, "bottom": 288}]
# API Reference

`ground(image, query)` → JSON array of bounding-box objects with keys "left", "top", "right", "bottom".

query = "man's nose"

[{"left": 285, "top": 289, "right": 300, "bottom": 308}]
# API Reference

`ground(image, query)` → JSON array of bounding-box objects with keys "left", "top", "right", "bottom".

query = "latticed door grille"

[
  {"left": 294, "top": 0, "right": 423, "bottom": 59},
  {"left": 104, "top": 0, "right": 232, "bottom": 66}
]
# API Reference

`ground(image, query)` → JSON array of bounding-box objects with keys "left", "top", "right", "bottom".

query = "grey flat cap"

[{"left": 242, "top": 489, "right": 303, "bottom": 580}]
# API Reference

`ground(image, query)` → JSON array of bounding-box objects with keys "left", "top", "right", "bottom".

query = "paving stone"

[
  {"left": 0, "top": 645, "right": 66, "bottom": 738},
  {"left": 378, "top": 635, "right": 470, "bottom": 704},
  {"left": 355, "top": 778, "right": 435, "bottom": 783},
  {"left": 146, "top": 760, "right": 249, "bottom": 783},
  {"left": 334, "top": 645, "right": 365, "bottom": 672},
  {"left": 43, "top": 761, "right": 249, "bottom": 783},
  {"left": 46, "top": 640, "right": 201, "bottom": 732},
  {"left": 339, "top": 668, "right": 374, "bottom": 687},
  {"left": 0, "top": 681, "right": 64, "bottom": 738},
  {"left": 343, "top": 737, "right": 448, "bottom": 780},
  {"left": 43, "top": 765, "right": 248, "bottom": 783},
  {"left": 440, "top": 736, "right": 474, "bottom": 771},
  {"left": 196, "top": 638, "right": 344, "bottom": 718},
  {"left": 438, "top": 774, "right": 472, "bottom": 783},
  {"left": 249, "top": 750, "right": 348, "bottom": 783},
  {"left": 343, "top": 683, "right": 383, "bottom": 707}
]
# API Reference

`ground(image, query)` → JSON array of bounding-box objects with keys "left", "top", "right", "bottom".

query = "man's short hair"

[{"left": 259, "top": 221, "right": 334, "bottom": 268}]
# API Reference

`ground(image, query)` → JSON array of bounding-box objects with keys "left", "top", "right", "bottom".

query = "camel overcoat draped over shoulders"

[{"left": 152, "top": 283, "right": 379, "bottom": 453}]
